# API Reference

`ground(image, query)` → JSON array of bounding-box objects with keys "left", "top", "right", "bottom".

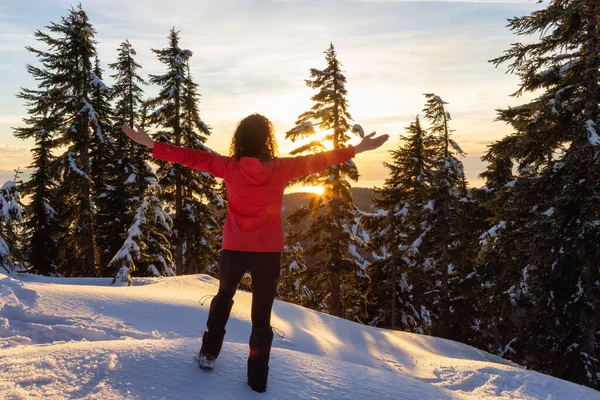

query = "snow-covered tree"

[
  {"left": 409, "top": 94, "right": 476, "bottom": 341},
  {"left": 103, "top": 40, "right": 164, "bottom": 279},
  {"left": 87, "top": 57, "right": 119, "bottom": 273},
  {"left": 364, "top": 117, "right": 432, "bottom": 331},
  {"left": 24, "top": 6, "right": 103, "bottom": 276},
  {"left": 285, "top": 43, "right": 368, "bottom": 319},
  {"left": 177, "top": 64, "right": 223, "bottom": 274},
  {"left": 277, "top": 241, "right": 308, "bottom": 304},
  {"left": 479, "top": 0, "right": 600, "bottom": 389},
  {"left": 146, "top": 28, "right": 222, "bottom": 275},
  {"left": 0, "top": 180, "right": 24, "bottom": 273},
  {"left": 15, "top": 100, "right": 61, "bottom": 276},
  {"left": 110, "top": 183, "right": 175, "bottom": 285}
]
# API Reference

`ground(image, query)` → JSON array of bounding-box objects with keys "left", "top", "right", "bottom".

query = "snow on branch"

[
  {"left": 422, "top": 200, "right": 434, "bottom": 212},
  {"left": 311, "top": 68, "right": 330, "bottom": 77},
  {"left": 289, "top": 121, "right": 315, "bottom": 135},
  {"left": 449, "top": 139, "right": 464, "bottom": 155},
  {"left": 289, "top": 140, "right": 326, "bottom": 155},
  {"left": 352, "top": 124, "right": 365, "bottom": 138},
  {"left": 409, "top": 227, "right": 430, "bottom": 254},
  {"left": 197, "top": 119, "right": 210, "bottom": 132},
  {"left": 89, "top": 73, "right": 110, "bottom": 91},
  {"left": 0, "top": 182, "right": 22, "bottom": 222},
  {"left": 479, "top": 220, "right": 506, "bottom": 246},
  {"left": 79, "top": 98, "right": 98, "bottom": 123},
  {"left": 0, "top": 235, "right": 14, "bottom": 273},
  {"left": 67, "top": 152, "right": 90, "bottom": 181},
  {"left": 152, "top": 105, "right": 168, "bottom": 117},
  {"left": 585, "top": 120, "right": 600, "bottom": 146},
  {"left": 394, "top": 202, "right": 410, "bottom": 219}
]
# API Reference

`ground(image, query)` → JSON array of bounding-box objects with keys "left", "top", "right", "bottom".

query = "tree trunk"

[
  {"left": 577, "top": 0, "right": 599, "bottom": 379},
  {"left": 391, "top": 256, "right": 397, "bottom": 329},
  {"left": 174, "top": 81, "right": 184, "bottom": 275},
  {"left": 329, "top": 266, "right": 342, "bottom": 317},
  {"left": 329, "top": 69, "right": 343, "bottom": 318},
  {"left": 81, "top": 113, "right": 97, "bottom": 277},
  {"left": 439, "top": 106, "right": 451, "bottom": 336}
]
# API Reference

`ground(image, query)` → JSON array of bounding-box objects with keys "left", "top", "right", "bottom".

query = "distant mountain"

[{"left": 282, "top": 187, "right": 378, "bottom": 223}]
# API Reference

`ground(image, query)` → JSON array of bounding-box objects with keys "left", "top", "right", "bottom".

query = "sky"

[{"left": 0, "top": 0, "right": 544, "bottom": 191}]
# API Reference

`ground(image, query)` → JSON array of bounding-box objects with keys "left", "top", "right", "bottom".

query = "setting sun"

[{"left": 301, "top": 185, "right": 325, "bottom": 195}]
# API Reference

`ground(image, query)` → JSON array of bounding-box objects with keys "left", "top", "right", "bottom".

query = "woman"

[{"left": 122, "top": 114, "right": 388, "bottom": 392}]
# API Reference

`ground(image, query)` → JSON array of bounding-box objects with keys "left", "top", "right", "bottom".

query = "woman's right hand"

[
  {"left": 122, "top": 124, "right": 155, "bottom": 149},
  {"left": 354, "top": 132, "right": 389, "bottom": 154}
]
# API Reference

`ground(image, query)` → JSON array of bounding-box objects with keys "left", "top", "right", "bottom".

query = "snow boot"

[
  {"left": 195, "top": 352, "right": 216, "bottom": 370},
  {"left": 196, "top": 329, "right": 226, "bottom": 370},
  {"left": 247, "top": 326, "right": 274, "bottom": 393}
]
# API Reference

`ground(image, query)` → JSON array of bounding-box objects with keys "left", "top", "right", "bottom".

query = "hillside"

[
  {"left": 1, "top": 271, "right": 598, "bottom": 399},
  {"left": 282, "top": 187, "right": 377, "bottom": 223}
]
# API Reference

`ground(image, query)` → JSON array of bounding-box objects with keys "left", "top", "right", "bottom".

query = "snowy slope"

[{"left": 0, "top": 272, "right": 598, "bottom": 400}]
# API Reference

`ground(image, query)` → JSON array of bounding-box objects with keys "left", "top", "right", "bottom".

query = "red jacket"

[{"left": 152, "top": 142, "right": 356, "bottom": 252}]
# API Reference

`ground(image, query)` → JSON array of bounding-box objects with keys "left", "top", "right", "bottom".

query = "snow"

[
  {"left": 89, "top": 73, "right": 110, "bottom": 91},
  {"left": 152, "top": 105, "right": 168, "bottom": 117},
  {"left": 67, "top": 152, "right": 90, "bottom": 181},
  {"left": 394, "top": 202, "right": 410, "bottom": 218},
  {"left": 555, "top": 85, "right": 574, "bottom": 99},
  {"left": 0, "top": 272, "right": 598, "bottom": 399},
  {"left": 585, "top": 120, "right": 600, "bottom": 146},
  {"left": 311, "top": 69, "right": 330, "bottom": 76},
  {"left": 449, "top": 139, "right": 464, "bottom": 155},
  {"left": 529, "top": 111, "right": 542, "bottom": 124},
  {"left": 352, "top": 124, "right": 365, "bottom": 138},
  {"left": 289, "top": 121, "right": 314, "bottom": 135},
  {"left": 124, "top": 173, "right": 136, "bottom": 185},
  {"left": 423, "top": 200, "right": 435, "bottom": 211},
  {"left": 197, "top": 119, "right": 209, "bottom": 132},
  {"left": 79, "top": 98, "right": 98, "bottom": 124},
  {"left": 479, "top": 221, "right": 507, "bottom": 246},
  {"left": 542, "top": 207, "right": 555, "bottom": 217}
]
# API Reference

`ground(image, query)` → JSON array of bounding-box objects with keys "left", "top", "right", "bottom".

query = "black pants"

[{"left": 200, "top": 249, "right": 281, "bottom": 358}]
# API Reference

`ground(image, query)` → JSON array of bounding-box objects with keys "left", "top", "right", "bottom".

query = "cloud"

[
  {"left": 0, "top": 169, "right": 31, "bottom": 185},
  {"left": 2, "top": 0, "right": 543, "bottom": 188},
  {"left": 345, "top": 0, "right": 533, "bottom": 2},
  {"left": 0, "top": 144, "right": 33, "bottom": 171}
]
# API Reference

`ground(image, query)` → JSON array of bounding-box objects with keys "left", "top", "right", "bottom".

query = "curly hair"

[{"left": 230, "top": 114, "right": 278, "bottom": 161}]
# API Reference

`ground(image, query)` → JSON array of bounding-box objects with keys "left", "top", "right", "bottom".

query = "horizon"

[{"left": 0, "top": 0, "right": 543, "bottom": 192}]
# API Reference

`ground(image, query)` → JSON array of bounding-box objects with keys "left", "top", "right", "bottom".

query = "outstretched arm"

[
  {"left": 279, "top": 132, "right": 389, "bottom": 181},
  {"left": 121, "top": 125, "right": 230, "bottom": 179}
]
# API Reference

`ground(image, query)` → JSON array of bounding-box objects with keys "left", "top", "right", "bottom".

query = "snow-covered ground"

[{"left": 1, "top": 271, "right": 598, "bottom": 400}]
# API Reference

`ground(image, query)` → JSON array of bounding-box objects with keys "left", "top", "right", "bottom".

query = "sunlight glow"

[{"left": 302, "top": 185, "right": 325, "bottom": 195}]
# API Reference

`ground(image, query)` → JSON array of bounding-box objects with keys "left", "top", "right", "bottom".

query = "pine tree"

[
  {"left": 364, "top": 116, "right": 432, "bottom": 331},
  {"left": 0, "top": 180, "right": 24, "bottom": 273},
  {"left": 24, "top": 5, "right": 103, "bottom": 276},
  {"left": 277, "top": 242, "right": 308, "bottom": 304},
  {"left": 177, "top": 64, "right": 223, "bottom": 274},
  {"left": 87, "top": 57, "right": 117, "bottom": 273},
  {"left": 147, "top": 28, "right": 222, "bottom": 275},
  {"left": 479, "top": 0, "right": 600, "bottom": 388},
  {"left": 111, "top": 182, "right": 175, "bottom": 285},
  {"left": 285, "top": 43, "right": 368, "bottom": 319},
  {"left": 410, "top": 94, "right": 475, "bottom": 341},
  {"left": 15, "top": 96, "right": 61, "bottom": 275},
  {"left": 103, "top": 40, "right": 161, "bottom": 279}
]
